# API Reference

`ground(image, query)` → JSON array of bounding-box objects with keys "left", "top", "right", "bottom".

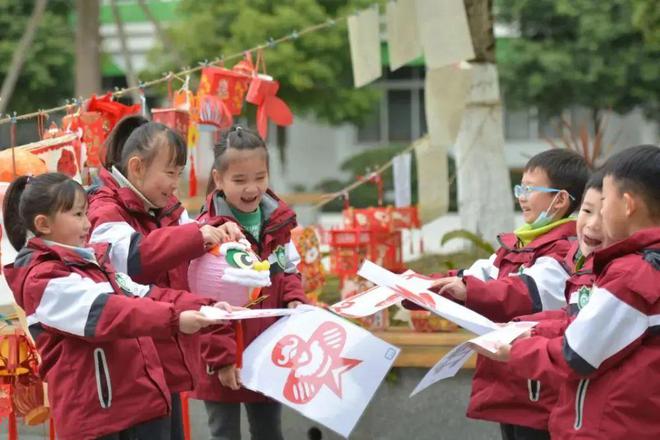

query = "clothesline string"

[{"left": 0, "top": 16, "right": 346, "bottom": 126}]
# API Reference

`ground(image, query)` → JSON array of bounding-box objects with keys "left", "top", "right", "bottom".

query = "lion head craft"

[{"left": 187, "top": 239, "right": 271, "bottom": 306}]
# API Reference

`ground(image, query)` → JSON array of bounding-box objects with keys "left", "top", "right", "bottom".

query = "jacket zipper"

[
  {"left": 93, "top": 348, "right": 112, "bottom": 409},
  {"left": 257, "top": 215, "right": 296, "bottom": 254},
  {"left": 528, "top": 379, "right": 541, "bottom": 402},
  {"left": 574, "top": 378, "right": 589, "bottom": 430}
]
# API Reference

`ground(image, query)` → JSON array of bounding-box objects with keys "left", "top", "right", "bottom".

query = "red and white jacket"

[
  {"left": 516, "top": 242, "right": 596, "bottom": 338},
  {"left": 87, "top": 167, "right": 208, "bottom": 393},
  {"left": 190, "top": 190, "right": 308, "bottom": 403},
  {"left": 508, "top": 227, "right": 660, "bottom": 440},
  {"left": 3, "top": 239, "right": 208, "bottom": 440},
  {"left": 464, "top": 221, "right": 576, "bottom": 429}
]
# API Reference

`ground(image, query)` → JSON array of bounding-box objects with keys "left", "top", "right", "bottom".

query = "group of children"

[
  {"left": 427, "top": 146, "right": 660, "bottom": 440},
  {"left": 3, "top": 118, "right": 305, "bottom": 440},
  {"left": 1, "top": 109, "right": 658, "bottom": 440}
]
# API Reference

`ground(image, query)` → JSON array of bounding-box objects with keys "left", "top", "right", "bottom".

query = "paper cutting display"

[{"left": 241, "top": 308, "right": 399, "bottom": 438}]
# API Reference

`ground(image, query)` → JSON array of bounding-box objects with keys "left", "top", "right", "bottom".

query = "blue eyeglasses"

[{"left": 514, "top": 184, "right": 575, "bottom": 200}]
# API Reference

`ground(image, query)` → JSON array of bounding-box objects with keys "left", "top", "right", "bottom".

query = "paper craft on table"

[
  {"left": 410, "top": 321, "right": 537, "bottom": 397},
  {"left": 241, "top": 307, "right": 399, "bottom": 438},
  {"left": 386, "top": 0, "right": 423, "bottom": 71},
  {"left": 330, "top": 270, "right": 435, "bottom": 318},
  {"left": 348, "top": 7, "right": 382, "bottom": 88},
  {"left": 200, "top": 306, "right": 306, "bottom": 321},
  {"left": 357, "top": 260, "right": 498, "bottom": 335},
  {"left": 416, "top": 0, "right": 475, "bottom": 69}
]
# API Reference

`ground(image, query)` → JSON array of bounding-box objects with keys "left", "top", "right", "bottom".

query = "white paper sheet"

[
  {"left": 200, "top": 306, "right": 306, "bottom": 321},
  {"left": 330, "top": 270, "right": 435, "bottom": 318},
  {"left": 358, "top": 260, "right": 497, "bottom": 335},
  {"left": 392, "top": 152, "right": 412, "bottom": 208},
  {"left": 348, "top": 7, "right": 382, "bottom": 88},
  {"left": 241, "top": 307, "right": 400, "bottom": 438},
  {"left": 410, "top": 321, "right": 537, "bottom": 396},
  {"left": 416, "top": 0, "right": 475, "bottom": 69},
  {"left": 386, "top": 0, "right": 423, "bottom": 70}
]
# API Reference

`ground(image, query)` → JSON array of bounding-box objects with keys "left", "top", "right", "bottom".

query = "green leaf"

[{"left": 441, "top": 230, "right": 496, "bottom": 255}]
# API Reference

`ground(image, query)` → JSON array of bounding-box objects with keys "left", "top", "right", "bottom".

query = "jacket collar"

[
  {"left": 497, "top": 220, "right": 576, "bottom": 253},
  {"left": 110, "top": 166, "right": 157, "bottom": 210},
  {"left": 593, "top": 227, "right": 660, "bottom": 274},
  {"left": 208, "top": 189, "right": 290, "bottom": 225},
  {"left": 97, "top": 167, "right": 183, "bottom": 225}
]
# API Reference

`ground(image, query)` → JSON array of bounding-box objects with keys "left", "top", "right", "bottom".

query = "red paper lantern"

[
  {"left": 198, "top": 67, "right": 251, "bottom": 116},
  {"left": 152, "top": 108, "right": 190, "bottom": 140}
]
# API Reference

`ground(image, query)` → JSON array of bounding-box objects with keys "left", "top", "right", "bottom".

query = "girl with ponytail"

[{"left": 2, "top": 172, "right": 229, "bottom": 439}]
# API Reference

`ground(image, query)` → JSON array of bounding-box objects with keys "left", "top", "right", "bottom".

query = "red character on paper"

[
  {"left": 271, "top": 322, "right": 362, "bottom": 404},
  {"left": 56, "top": 149, "right": 77, "bottom": 178},
  {"left": 390, "top": 284, "right": 437, "bottom": 309}
]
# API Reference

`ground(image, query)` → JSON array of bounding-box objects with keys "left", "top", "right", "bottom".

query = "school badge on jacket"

[{"left": 240, "top": 307, "right": 399, "bottom": 438}]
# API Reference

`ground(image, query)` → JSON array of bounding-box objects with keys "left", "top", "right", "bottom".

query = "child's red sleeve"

[
  {"left": 464, "top": 255, "right": 570, "bottom": 322},
  {"left": 88, "top": 204, "right": 206, "bottom": 284},
  {"left": 25, "top": 262, "right": 179, "bottom": 342}
]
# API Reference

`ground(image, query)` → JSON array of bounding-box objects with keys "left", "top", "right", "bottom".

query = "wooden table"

[{"left": 373, "top": 327, "right": 476, "bottom": 368}]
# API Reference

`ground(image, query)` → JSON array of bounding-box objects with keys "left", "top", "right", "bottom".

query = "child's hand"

[
  {"left": 217, "top": 222, "right": 244, "bottom": 243},
  {"left": 287, "top": 300, "right": 303, "bottom": 309},
  {"left": 432, "top": 276, "right": 467, "bottom": 301},
  {"left": 213, "top": 301, "right": 233, "bottom": 312},
  {"left": 217, "top": 364, "right": 241, "bottom": 390},
  {"left": 468, "top": 341, "right": 512, "bottom": 362},
  {"left": 178, "top": 310, "right": 214, "bottom": 334},
  {"left": 200, "top": 223, "right": 244, "bottom": 249}
]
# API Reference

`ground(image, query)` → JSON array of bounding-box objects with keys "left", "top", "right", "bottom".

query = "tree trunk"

[
  {"left": 75, "top": 0, "right": 101, "bottom": 98},
  {"left": 454, "top": 0, "right": 514, "bottom": 244},
  {"left": 110, "top": 0, "right": 140, "bottom": 104},
  {"left": 0, "top": 0, "right": 49, "bottom": 114}
]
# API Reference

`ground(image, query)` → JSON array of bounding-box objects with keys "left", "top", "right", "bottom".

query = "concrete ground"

[{"left": 2, "top": 370, "right": 499, "bottom": 440}]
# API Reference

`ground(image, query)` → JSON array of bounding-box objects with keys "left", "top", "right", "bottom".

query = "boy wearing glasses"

[{"left": 432, "top": 149, "right": 589, "bottom": 440}]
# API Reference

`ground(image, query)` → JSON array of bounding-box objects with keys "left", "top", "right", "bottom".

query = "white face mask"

[{"left": 529, "top": 192, "right": 561, "bottom": 229}]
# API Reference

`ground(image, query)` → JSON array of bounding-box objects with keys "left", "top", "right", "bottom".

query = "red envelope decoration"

[
  {"left": 246, "top": 75, "right": 293, "bottom": 139},
  {"left": 198, "top": 67, "right": 251, "bottom": 116},
  {"left": 86, "top": 92, "right": 141, "bottom": 132},
  {"left": 152, "top": 108, "right": 190, "bottom": 140}
]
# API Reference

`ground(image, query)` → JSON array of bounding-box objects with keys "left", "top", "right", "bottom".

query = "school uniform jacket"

[
  {"left": 465, "top": 221, "right": 576, "bottom": 429},
  {"left": 190, "top": 189, "right": 308, "bottom": 403},
  {"left": 2, "top": 239, "right": 205, "bottom": 440},
  {"left": 87, "top": 167, "right": 208, "bottom": 393},
  {"left": 515, "top": 242, "right": 595, "bottom": 339},
  {"left": 508, "top": 227, "right": 660, "bottom": 440}
]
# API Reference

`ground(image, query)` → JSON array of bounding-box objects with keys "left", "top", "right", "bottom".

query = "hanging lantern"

[
  {"left": 198, "top": 66, "right": 251, "bottom": 116},
  {"left": 187, "top": 240, "right": 271, "bottom": 306},
  {"left": 17, "top": 134, "right": 83, "bottom": 182},
  {"left": 152, "top": 108, "right": 190, "bottom": 140},
  {"left": 0, "top": 149, "right": 48, "bottom": 183}
]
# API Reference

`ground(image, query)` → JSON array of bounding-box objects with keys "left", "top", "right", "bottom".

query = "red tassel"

[
  {"left": 181, "top": 393, "right": 191, "bottom": 440},
  {"left": 50, "top": 416, "right": 56, "bottom": 440},
  {"left": 188, "top": 153, "right": 197, "bottom": 197},
  {"left": 234, "top": 321, "right": 244, "bottom": 369}
]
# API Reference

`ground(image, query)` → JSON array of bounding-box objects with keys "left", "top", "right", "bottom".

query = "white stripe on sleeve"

[
  {"left": 565, "top": 286, "right": 648, "bottom": 369},
  {"left": 463, "top": 254, "right": 498, "bottom": 281},
  {"left": 35, "top": 273, "right": 114, "bottom": 336},
  {"left": 90, "top": 221, "right": 137, "bottom": 274},
  {"left": 520, "top": 256, "right": 569, "bottom": 311}
]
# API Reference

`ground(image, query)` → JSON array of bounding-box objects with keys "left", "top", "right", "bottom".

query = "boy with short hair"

[
  {"left": 478, "top": 144, "right": 660, "bottom": 440},
  {"left": 432, "top": 149, "right": 590, "bottom": 439}
]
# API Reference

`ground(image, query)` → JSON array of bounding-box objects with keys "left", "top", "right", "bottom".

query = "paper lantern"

[
  {"left": 292, "top": 226, "right": 326, "bottom": 302},
  {"left": 17, "top": 133, "right": 82, "bottom": 182},
  {"left": 0, "top": 149, "right": 48, "bottom": 183},
  {"left": 245, "top": 75, "right": 293, "bottom": 139},
  {"left": 198, "top": 67, "right": 251, "bottom": 116},
  {"left": 187, "top": 240, "right": 271, "bottom": 306}
]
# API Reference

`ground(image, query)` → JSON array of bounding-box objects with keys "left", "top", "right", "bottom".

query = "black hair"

[
  {"left": 2, "top": 173, "right": 87, "bottom": 251},
  {"left": 584, "top": 168, "right": 604, "bottom": 193},
  {"left": 602, "top": 144, "right": 660, "bottom": 219},
  {"left": 524, "top": 149, "right": 590, "bottom": 215},
  {"left": 104, "top": 115, "right": 187, "bottom": 174},
  {"left": 206, "top": 125, "right": 269, "bottom": 195}
]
